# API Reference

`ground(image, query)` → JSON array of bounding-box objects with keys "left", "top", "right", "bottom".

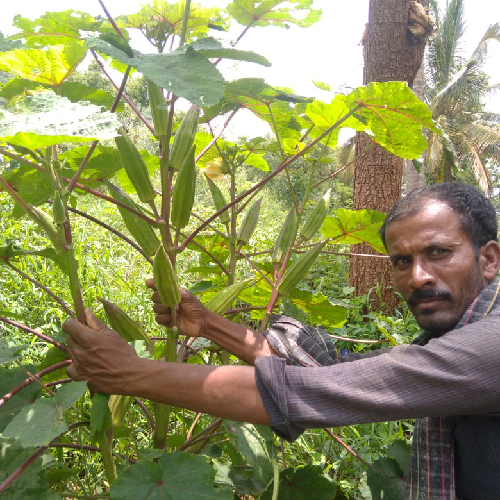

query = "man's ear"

[{"left": 479, "top": 241, "right": 500, "bottom": 282}]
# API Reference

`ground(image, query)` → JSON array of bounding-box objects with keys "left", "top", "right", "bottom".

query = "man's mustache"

[{"left": 407, "top": 289, "right": 452, "bottom": 307}]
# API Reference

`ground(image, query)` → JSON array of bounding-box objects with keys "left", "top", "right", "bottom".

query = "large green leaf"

[
  {"left": 342, "top": 81, "right": 440, "bottom": 159},
  {"left": 0, "top": 44, "right": 87, "bottom": 86},
  {"left": 110, "top": 452, "right": 232, "bottom": 499},
  {"left": 188, "top": 37, "right": 271, "bottom": 66},
  {"left": 388, "top": 440, "right": 412, "bottom": 478},
  {"left": 222, "top": 79, "right": 308, "bottom": 140},
  {"left": 0, "top": 78, "right": 123, "bottom": 111},
  {"left": 86, "top": 37, "right": 224, "bottom": 106},
  {"left": 11, "top": 10, "right": 104, "bottom": 48},
  {"left": 3, "top": 381, "right": 87, "bottom": 448},
  {"left": 321, "top": 208, "right": 386, "bottom": 254},
  {"left": 0, "top": 437, "right": 59, "bottom": 500},
  {"left": 226, "top": 421, "right": 274, "bottom": 490},
  {"left": 10, "top": 170, "right": 54, "bottom": 218},
  {"left": 61, "top": 144, "right": 124, "bottom": 187},
  {"left": 0, "top": 340, "right": 27, "bottom": 365},
  {"left": 0, "top": 365, "right": 41, "bottom": 432},
  {"left": 305, "top": 98, "right": 360, "bottom": 147},
  {"left": 227, "top": 0, "right": 322, "bottom": 28},
  {"left": 121, "top": 2, "right": 227, "bottom": 44},
  {"left": 0, "top": 91, "right": 121, "bottom": 148},
  {"left": 261, "top": 465, "right": 337, "bottom": 499},
  {"left": 290, "top": 289, "right": 347, "bottom": 328},
  {"left": 366, "top": 457, "right": 405, "bottom": 500}
]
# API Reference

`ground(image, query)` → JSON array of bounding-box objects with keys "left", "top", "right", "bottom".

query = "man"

[{"left": 65, "top": 183, "right": 500, "bottom": 499}]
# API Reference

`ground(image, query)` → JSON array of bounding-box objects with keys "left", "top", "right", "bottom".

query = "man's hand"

[
  {"left": 64, "top": 309, "right": 139, "bottom": 394},
  {"left": 146, "top": 279, "right": 210, "bottom": 337}
]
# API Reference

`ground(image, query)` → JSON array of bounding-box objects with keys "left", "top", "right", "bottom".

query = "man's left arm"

[{"left": 64, "top": 309, "right": 271, "bottom": 425}]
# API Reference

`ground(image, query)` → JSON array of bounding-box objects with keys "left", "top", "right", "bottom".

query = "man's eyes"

[{"left": 429, "top": 248, "right": 449, "bottom": 257}]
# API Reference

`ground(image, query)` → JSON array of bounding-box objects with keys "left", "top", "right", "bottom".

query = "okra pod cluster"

[
  {"left": 299, "top": 188, "right": 332, "bottom": 241},
  {"left": 153, "top": 244, "right": 181, "bottom": 308},
  {"left": 115, "top": 128, "right": 156, "bottom": 204}
]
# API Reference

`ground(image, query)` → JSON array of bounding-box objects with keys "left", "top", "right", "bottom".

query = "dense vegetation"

[{"left": 0, "top": 1, "right": 453, "bottom": 499}]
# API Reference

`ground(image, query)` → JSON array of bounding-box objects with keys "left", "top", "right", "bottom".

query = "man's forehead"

[{"left": 385, "top": 202, "right": 464, "bottom": 249}]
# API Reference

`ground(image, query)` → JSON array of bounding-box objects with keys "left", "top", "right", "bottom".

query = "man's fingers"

[
  {"left": 153, "top": 303, "right": 169, "bottom": 314},
  {"left": 151, "top": 291, "right": 161, "bottom": 304},
  {"left": 155, "top": 313, "right": 172, "bottom": 326},
  {"left": 85, "top": 308, "right": 110, "bottom": 333},
  {"left": 63, "top": 318, "right": 94, "bottom": 347},
  {"left": 146, "top": 278, "right": 156, "bottom": 290}
]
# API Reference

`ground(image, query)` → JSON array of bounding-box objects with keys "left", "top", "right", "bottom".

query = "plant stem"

[
  {"left": 0, "top": 316, "right": 68, "bottom": 352},
  {"left": 271, "top": 456, "right": 280, "bottom": 500},
  {"left": 96, "top": 432, "right": 117, "bottom": 484},
  {"left": 179, "top": 0, "right": 192, "bottom": 47},
  {"left": 153, "top": 329, "right": 178, "bottom": 448},
  {"left": 323, "top": 428, "right": 370, "bottom": 467}
]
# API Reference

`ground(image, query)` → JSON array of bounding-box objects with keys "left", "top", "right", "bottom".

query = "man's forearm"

[
  {"left": 128, "top": 357, "right": 272, "bottom": 425},
  {"left": 203, "top": 312, "right": 275, "bottom": 364}
]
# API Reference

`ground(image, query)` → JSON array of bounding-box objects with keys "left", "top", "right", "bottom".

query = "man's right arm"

[{"left": 147, "top": 280, "right": 274, "bottom": 365}]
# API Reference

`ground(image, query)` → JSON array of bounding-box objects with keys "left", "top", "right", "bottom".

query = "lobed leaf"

[
  {"left": 0, "top": 92, "right": 121, "bottom": 148},
  {"left": 227, "top": 0, "right": 322, "bottom": 28},
  {"left": 321, "top": 208, "right": 386, "bottom": 254},
  {"left": 0, "top": 44, "right": 87, "bottom": 86},
  {"left": 3, "top": 381, "right": 87, "bottom": 448},
  {"left": 290, "top": 289, "right": 347, "bottom": 328},
  {"left": 111, "top": 452, "right": 233, "bottom": 499},
  {"left": 342, "top": 81, "right": 440, "bottom": 159},
  {"left": 86, "top": 37, "right": 224, "bottom": 107}
]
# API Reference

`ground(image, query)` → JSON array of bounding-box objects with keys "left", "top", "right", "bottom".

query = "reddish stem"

[
  {"left": 0, "top": 316, "right": 68, "bottom": 353},
  {"left": 0, "top": 360, "right": 72, "bottom": 409},
  {"left": 323, "top": 428, "right": 370, "bottom": 467}
]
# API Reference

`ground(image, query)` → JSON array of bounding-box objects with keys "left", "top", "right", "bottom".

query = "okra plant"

[{"left": 0, "top": 1, "right": 438, "bottom": 498}]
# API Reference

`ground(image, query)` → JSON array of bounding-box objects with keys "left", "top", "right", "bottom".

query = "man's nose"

[{"left": 409, "top": 260, "right": 436, "bottom": 289}]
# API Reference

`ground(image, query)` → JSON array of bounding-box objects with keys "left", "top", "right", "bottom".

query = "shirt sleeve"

[
  {"left": 263, "top": 314, "right": 390, "bottom": 367},
  {"left": 255, "top": 314, "right": 500, "bottom": 441}
]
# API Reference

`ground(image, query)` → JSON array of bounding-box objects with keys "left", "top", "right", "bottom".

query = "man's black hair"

[{"left": 380, "top": 183, "right": 498, "bottom": 252}]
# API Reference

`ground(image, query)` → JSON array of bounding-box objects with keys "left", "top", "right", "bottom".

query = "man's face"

[{"left": 385, "top": 202, "right": 487, "bottom": 333}]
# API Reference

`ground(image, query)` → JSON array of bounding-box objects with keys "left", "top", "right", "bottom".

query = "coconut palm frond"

[
  {"left": 431, "top": 60, "right": 477, "bottom": 114},
  {"left": 469, "top": 23, "right": 500, "bottom": 65},
  {"left": 465, "top": 146, "right": 491, "bottom": 193},
  {"left": 460, "top": 121, "right": 500, "bottom": 154}
]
